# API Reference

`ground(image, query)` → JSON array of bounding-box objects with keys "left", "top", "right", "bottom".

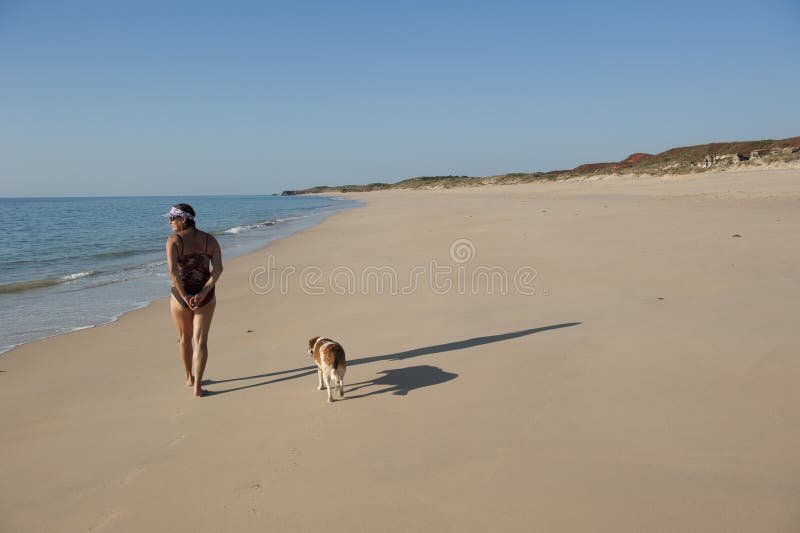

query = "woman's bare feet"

[
  {"left": 185, "top": 375, "right": 194, "bottom": 386},
  {"left": 193, "top": 387, "right": 208, "bottom": 397}
]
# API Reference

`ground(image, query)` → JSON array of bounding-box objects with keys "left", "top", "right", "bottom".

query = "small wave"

[
  {"left": 211, "top": 213, "right": 315, "bottom": 237},
  {"left": 61, "top": 271, "right": 96, "bottom": 281},
  {"left": 0, "top": 343, "right": 20, "bottom": 355},
  {"left": 3, "top": 248, "right": 157, "bottom": 268},
  {"left": 275, "top": 215, "right": 307, "bottom": 223},
  {"left": 122, "top": 260, "right": 167, "bottom": 272},
  {"left": 93, "top": 248, "right": 160, "bottom": 260},
  {"left": 215, "top": 220, "right": 280, "bottom": 236},
  {"left": 83, "top": 278, "right": 126, "bottom": 290},
  {"left": 223, "top": 225, "right": 247, "bottom": 235},
  {"left": 0, "top": 270, "right": 97, "bottom": 294},
  {"left": 0, "top": 278, "right": 64, "bottom": 294}
]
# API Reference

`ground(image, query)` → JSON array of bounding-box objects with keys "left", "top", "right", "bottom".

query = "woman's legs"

[
  {"left": 170, "top": 296, "right": 195, "bottom": 385},
  {"left": 192, "top": 298, "right": 216, "bottom": 397}
]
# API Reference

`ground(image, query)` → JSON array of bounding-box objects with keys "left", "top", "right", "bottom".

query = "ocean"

[{"left": 0, "top": 195, "right": 360, "bottom": 354}]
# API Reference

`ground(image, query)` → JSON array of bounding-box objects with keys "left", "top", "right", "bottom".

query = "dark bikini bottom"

[{"left": 171, "top": 286, "right": 215, "bottom": 310}]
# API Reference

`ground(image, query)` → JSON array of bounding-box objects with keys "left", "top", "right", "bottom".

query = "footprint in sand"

[
  {"left": 119, "top": 465, "right": 148, "bottom": 486},
  {"left": 249, "top": 483, "right": 265, "bottom": 518},
  {"left": 90, "top": 510, "right": 119, "bottom": 531},
  {"left": 232, "top": 482, "right": 265, "bottom": 518},
  {"left": 168, "top": 433, "right": 185, "bottom": 447}
]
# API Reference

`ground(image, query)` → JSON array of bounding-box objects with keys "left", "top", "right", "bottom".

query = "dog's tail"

[{"left": 332, "top": 345, "right": 346, "bottom": 374}]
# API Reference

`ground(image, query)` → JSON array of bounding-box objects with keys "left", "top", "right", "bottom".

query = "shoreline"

[
  {"left": 0, "top": 196, "right": 362, "bottom": 356},
  {"left": 2, "top": 168, "right": 799, "bottom": 532}
]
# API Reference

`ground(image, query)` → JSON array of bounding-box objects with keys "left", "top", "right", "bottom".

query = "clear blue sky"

[{"left": 2, "top": 0, "right": 798, "bottom": 196}]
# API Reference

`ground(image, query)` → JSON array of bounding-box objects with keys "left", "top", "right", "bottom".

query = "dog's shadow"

[
  {"left": 344, "top": 364, "right": 458, "bottom": 400},
  {"left": 208, "top": 322, "right": 582, "bottom": 396}
]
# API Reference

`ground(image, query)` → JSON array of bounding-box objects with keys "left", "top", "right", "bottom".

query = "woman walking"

[{"left": 164, "top": 203, "right": 223, "bottom": 397}]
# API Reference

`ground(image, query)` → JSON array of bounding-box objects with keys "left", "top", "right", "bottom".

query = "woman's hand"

[{"left": 188, "top": 287, "right": 210, "bottom": 310}]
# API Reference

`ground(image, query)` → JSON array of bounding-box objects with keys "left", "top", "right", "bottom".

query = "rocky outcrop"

[{"left": 620, "top": 153, "right": 654, "bottom": 166}]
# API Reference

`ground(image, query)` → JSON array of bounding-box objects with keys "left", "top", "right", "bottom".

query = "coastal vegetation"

[{"left": 281, "top": 136, "right": 800, "bottom": 195}]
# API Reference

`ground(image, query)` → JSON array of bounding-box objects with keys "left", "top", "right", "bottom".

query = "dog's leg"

[
  {"left": 317, "top": 367, "right": 324, "bottom": 390},
  {"left": 336, "top": 370, "right": 345, "bottom": 399},
  {"left": 323, "top": 367, "right": 333, "bottom": 403},
  {"left": 331, "top": 372, "right": 340, "bottom": 399}
]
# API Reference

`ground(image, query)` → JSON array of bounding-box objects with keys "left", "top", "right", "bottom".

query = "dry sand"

[{"left": 1, "top": 168, "right": 799, "bottom": 532}]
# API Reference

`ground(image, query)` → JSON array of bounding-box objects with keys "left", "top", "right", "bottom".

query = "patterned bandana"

[{"left": 163, "top": 206, "right": 195, "bottom": 220}]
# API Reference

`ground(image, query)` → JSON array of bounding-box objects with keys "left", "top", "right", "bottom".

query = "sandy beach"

[{"left": 2, "top": 167, "right": 799, "bottom": 532}]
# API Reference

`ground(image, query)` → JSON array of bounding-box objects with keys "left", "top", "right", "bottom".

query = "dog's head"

[{"left": 308, "top": 336, "right": 320, "bottom": 356}]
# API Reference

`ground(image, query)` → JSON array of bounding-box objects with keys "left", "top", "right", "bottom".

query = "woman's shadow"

[{"left": 344, "top": 365, "right": 458, "bottom": 400}]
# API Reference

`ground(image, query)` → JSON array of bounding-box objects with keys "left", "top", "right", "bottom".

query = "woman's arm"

[
  {"left": 166, "top": 235, "right": 190, "bottom": 304},
  {"left": 188, "top": 234, "right": 223, "bottom": 309},
  {"left": 205, "top": 234, "right": 223, "bottom": 288}
]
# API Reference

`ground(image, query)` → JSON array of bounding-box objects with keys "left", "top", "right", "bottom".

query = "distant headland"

[{"left": 282, "top": 136, "right": 800, "bottom": 195}]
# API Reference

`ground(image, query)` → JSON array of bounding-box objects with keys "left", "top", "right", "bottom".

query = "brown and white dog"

[{"left": 307, "top": 337, "right": 346, "bottom": 402}]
